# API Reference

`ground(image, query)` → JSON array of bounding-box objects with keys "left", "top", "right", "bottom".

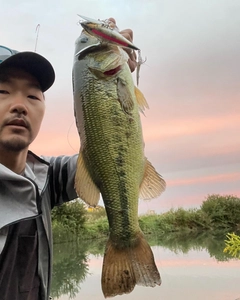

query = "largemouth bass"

[{"left": 73, "top": 18, "right": 166, "bottom": 298}]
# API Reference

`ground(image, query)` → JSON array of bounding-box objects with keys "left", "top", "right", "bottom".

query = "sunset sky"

[{"left": 1, "top": 0, "right": 239, "bottom": 213}]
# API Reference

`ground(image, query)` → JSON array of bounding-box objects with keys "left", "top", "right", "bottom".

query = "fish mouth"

[
  {"left": 75, "top": 30, "right": 102, "bottom": 60},
  {"left": 76, "top": 42, "right": 102, "bottom": 61}
]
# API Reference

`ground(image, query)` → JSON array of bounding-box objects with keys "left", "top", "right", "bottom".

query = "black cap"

[{"left": 0, "top": 45, "right": 55, "bottom": 92}]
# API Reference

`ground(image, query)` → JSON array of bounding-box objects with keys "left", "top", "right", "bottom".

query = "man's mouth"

[{"left": 6, "top": 119, "right": 28, "bottom": 129}]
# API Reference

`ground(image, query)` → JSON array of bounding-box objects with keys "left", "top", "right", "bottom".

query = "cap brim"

[{"left": 0, "top": 52, "right": 55, "bottom": 92}]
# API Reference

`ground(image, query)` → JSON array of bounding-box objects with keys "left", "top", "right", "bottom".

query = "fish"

[{"left": 73, "top": 17, "right": 166, "bottom": 298}]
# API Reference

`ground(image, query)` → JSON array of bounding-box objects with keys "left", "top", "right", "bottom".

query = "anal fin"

[{"left": 75, "top": 152, "right": 100, "bottom": 207}]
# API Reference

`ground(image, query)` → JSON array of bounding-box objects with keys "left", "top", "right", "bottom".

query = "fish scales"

[
  {"left": 78, "top": 67, "right": 143, "bottom": 241},
  {"left": 73, "top": 28, "right": 166, "bottom": 298}
]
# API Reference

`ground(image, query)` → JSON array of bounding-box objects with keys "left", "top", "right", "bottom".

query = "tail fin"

[{"left": 101, "top": 232, "right": 161, "bottom": 298}]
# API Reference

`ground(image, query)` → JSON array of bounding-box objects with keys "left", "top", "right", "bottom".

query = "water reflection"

[
  {"left": 51, "top": 233, "right": 239, "bottom": 299},
  {"left": 147, "top": 231, "right": 234, "bottom": 261},
  {"left": 51, "top": 241, "right": 89, "bottom": 299}
]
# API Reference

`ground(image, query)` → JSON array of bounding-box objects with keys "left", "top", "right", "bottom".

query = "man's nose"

[{"left": 10, "top": 96, "right": 28, "bottom": 115}]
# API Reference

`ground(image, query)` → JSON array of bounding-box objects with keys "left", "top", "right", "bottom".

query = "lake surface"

[{"left": 51, "top": 233, "right": 240, "bottom": 300}]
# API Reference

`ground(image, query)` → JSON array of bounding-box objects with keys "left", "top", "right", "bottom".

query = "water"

[{"left": 51, "top": 233, "right": 240, "bottom": 300}]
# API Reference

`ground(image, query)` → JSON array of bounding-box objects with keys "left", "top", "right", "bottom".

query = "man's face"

[{"left": 0, "top": 67, "right": 45, "bottom": 152}]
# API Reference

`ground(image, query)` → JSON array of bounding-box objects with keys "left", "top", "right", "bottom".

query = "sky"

[{"left": 1, "top": 0, "right": 240, "bottom": 213}]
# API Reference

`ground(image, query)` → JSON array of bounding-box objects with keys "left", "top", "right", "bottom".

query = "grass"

[
  {"left": 224, "top": 233, "right": 240, "bottom": 258},
  {"left": 52, "top": 194, "right": 240, "bottom": 242}
]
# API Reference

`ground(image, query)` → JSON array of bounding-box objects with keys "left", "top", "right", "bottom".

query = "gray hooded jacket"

[{"left": 0, "top": 151, "right": 78, "bottom": 300}]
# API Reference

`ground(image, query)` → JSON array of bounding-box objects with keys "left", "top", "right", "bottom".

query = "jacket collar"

[{"left": 0, "top": 151, "right": 50, "bottom": 230}]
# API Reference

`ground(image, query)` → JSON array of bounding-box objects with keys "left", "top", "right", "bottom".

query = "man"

[{"left": 0, "top": 22, "right": 137, "bottom": 300}]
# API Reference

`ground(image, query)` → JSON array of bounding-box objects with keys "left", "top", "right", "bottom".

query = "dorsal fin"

[{"left": 139, "top": 159, "right": 166, "bottom": 200}]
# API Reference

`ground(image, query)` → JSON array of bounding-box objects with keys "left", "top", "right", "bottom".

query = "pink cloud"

[
  {"left": 167, "top": 172, "right": 240, "bottom": 187},
  {"left": 141, "top": 113, "right": 240, "bottom": 142},
  {"left": 30, "top": 133, "right": 79, "bottom": 156}
]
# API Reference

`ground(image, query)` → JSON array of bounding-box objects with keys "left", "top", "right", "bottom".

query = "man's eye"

[
  {"left": 0, "top": 90, "right": 9, "bottom": 94},
  {"left": 28, "top": 95, "right": 40, "bottom": 100}
]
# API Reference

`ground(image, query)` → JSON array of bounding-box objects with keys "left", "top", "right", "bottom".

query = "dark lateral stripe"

[{"left": 120, "top": 183, "right": 131, "bottom": 239}]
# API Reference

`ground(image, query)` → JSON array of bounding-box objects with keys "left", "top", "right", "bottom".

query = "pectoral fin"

[
  {"left": 139, "top": 159, "right": 166, "bottom": 200},
  {"left": 134, "top": 86, "right": 149, "bottom": 114},
  {"left": 75, "top": 152, "right": 100, "bottom": 207},
  {"left": 117, "top": 77, "right": 134, "bottom": 115}
]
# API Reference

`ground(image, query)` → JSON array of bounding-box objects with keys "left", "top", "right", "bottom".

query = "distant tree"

[
  {"left": 52, "top": 200, "right": 87, "bottom": 236},
  {"left": 200, "top": 194, "right": 240, "bottom": 230}
]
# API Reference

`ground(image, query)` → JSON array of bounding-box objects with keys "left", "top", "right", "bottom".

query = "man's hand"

[{"left": 108, "top": 18, "right": 137, "bottom": 73}]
